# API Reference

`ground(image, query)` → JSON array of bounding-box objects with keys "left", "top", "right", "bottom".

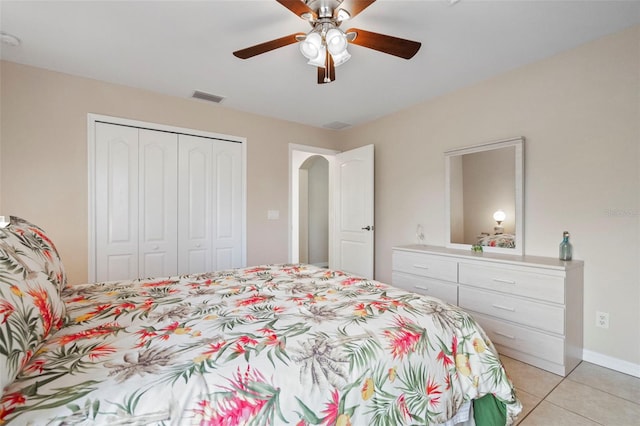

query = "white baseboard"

[
  {"left": 582, "top": 349, "right": 640, "bottom": 378},
  {"left": 311, "top": 262, "right": 329, "bottom": 268}
]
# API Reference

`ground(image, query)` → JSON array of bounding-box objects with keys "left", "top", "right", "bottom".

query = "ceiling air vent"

[
  {"left": 323, "top": 121, "right": 351, "bottom": 130},
  {"left": 192, "top": 90, "right": 225, "bottom": 104}
]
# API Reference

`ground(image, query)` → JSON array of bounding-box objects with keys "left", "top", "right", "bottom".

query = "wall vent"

[
  {"left": 192, "top": 90, "right": 225, "bottom": 104},
  {"left": 323, "top": 121, "right": 351, "bottom": 130}
]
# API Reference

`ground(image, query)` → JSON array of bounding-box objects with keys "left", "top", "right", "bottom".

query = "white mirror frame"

[{"left": 445, "top": 137, "right": 524, "bottom": 255}]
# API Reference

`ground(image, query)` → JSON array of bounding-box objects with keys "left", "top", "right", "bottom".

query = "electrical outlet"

[{"left": 596, "top": 311, "right": 609, "bottom": 329}]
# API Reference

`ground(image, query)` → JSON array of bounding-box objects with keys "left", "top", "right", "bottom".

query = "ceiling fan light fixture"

[
  {"left": 335, "top": 8, "right": 351, "bottom": 22},
  {"left": 326, "top": 28, "right": 347, "bottom": 56},
  {"left": 300, "top": 32, "right": 322, "bottom": 60},
  {"left": 331, "top": 49, "right": 351, "bottom": 67},
  {"left": 307, "top": 46, "right": 327, "bottom": 68}
]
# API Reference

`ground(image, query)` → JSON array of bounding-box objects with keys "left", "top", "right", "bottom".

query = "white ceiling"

[{"left": 1, "top": 0, "right": 639, "bottom": 129}]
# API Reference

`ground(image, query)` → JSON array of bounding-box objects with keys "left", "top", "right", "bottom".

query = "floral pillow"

[
  {"left": 0, "top": 220, "right": 67, "bottom": 391},
  {"left": 2, "top": 216, "right": 67, "bottom": 291}
]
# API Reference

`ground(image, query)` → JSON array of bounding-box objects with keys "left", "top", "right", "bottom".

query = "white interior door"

[
  {"left": 332, "top": 144, "right": 374, "bottom": 279},
  {"left": 178, "top": 135, "right": 213, "bottom": 274},
  {"left": 138, "top": 129, "right": 178, "bottom": 278},
  {"left": 212, "top": 140, "right": 243, "bottom": 270},
  {"left": 95, "top": 123, "right": 139, "bottom": 282},
  {"left": 177, "top": 136, "right": 243, "bottom": 274}
]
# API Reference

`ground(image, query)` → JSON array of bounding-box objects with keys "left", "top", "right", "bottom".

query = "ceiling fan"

[{"left": 233, "top": 0, "right": 422, "bottom": 84}]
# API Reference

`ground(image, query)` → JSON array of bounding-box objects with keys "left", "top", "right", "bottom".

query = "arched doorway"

[
  {"left": 299, "top": 155, "right": 329, "bottom": 266},
  {"left": 289, "top": 144, "right": 337, "bottom": 265}
]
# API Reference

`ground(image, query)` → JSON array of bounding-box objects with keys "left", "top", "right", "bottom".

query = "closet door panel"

[
  {"left": 139, "top": 129, "right": 178, "bottom": 278},
  {"left": 212, "top": 142, "right": 243, "bottom": 269},
  {"left": 178, "top": 135, "right": 213, "bottom": 274},
  {"left": 95, "top": 123, "right": 139, "bottom": 282}
]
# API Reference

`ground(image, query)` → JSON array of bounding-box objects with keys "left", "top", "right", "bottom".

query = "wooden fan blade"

[
  {"left": 335, "top": 0, "right": 376, "bottom": 20},
  {"left": 233, "top": 33, "right": 305, "bottom": 59},
  {"left": 276, "top": 0, "right": 317, "bottom": 20},
  {"left": 346, "top": 28, "right": 421, "bottom": 59},
  {"left": 317, "top": 53, "right": 336, "bottom": 84}
]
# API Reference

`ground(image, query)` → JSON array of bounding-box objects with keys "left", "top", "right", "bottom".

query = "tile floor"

[{"left": 500, "top": 356, "right": 640, "bottom": 425}]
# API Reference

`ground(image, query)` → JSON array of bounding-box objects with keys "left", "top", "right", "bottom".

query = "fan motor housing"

[{"left": 306, "top": 0, "right": 342, "bottom": 18}]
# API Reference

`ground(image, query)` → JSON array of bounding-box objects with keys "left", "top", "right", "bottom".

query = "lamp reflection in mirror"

[{"left": 493, "top": 210, "right": 506, "bottom": 234}]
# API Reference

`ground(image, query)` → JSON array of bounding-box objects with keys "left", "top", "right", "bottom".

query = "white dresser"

[{"left": 392, "top": 245, "right": 584, "bottom": 376}]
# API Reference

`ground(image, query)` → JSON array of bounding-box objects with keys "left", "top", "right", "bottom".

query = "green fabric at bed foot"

[{"left": 473, "top": 393, "right": 507, "bottom": 426}]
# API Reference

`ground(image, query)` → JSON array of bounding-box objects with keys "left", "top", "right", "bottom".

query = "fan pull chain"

[{"left": 324, "top": 47, "right": 331, "bottom": 83}]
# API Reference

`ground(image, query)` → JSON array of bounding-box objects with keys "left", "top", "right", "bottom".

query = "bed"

[{"left": 1, "top": 216, "right": 521, "bottom": 425}]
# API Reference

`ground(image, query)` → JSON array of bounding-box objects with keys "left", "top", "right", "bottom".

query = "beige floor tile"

[
  {"left": 500, "top": 356, "right": 563, "bottom": 398},
  {"left": 513, "top": 388, "right": 541, "bottom": 425},
  {"left": 546, "top": 380, "right": 640, "bottom": 425},
  {"left": 518, "top": 401, "right": 601, "bottom": 426},
  {"left": 568, "top": 362, "right": 640, "bottom": 403}
]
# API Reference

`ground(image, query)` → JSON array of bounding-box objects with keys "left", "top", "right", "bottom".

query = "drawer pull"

[
  {"left": 493, "top": 278, "right": 516, "bottom": 285},
  {"left": 494, "top": 331, "right": 516, "bottom": 340},
  {"left": 492, "top": 304, "right": 516, "bottom": 312},
  {"left": 414, "top": 285, "right": 429, "bottom": 291},
  {"left": 413, "top": 264, "right": 430, "bottom": 270}
]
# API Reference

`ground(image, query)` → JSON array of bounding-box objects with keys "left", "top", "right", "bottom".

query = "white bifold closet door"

[
  {"left": 177, "top": 134, "right": 243, "bottom": 275},
  {"left": 94, "top": 122, "right": 242, "bottom": 282}
]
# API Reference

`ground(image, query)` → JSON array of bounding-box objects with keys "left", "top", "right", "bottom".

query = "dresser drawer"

[
  {"left": 459, "top": 286, "right": 564, "bottom": 334},
  {"left": 458, "top": 262, "right": 565, "bottom": 304},
  {"left": 392, "top": 271, "right": 458, "bottom": 305},
  {"left": 470, "top": 312, "right": 565, "bottom": 365},
  {"left": 392, "top": 250, "right": 458, "bottom": 282}
]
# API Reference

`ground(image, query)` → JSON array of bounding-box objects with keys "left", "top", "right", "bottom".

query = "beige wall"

[
  {"left": 1, "top": 25, "right": 639, "bottom": 370},
  {"left": 340, "top": 26, "right": 640, "bottom": 368},
  {"left": 0, "top": 61, "right": 340, "bottom": 284}
]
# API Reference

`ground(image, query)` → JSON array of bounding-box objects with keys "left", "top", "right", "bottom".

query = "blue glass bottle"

[{"left": 559, "top": 231, "right": 572, "bottom": 261}]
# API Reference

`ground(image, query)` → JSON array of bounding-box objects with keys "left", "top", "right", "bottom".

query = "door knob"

[{"left": 361, "top": 226, "right": 373, "bottom": 231}]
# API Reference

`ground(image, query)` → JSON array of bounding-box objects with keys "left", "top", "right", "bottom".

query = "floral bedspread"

[
  {"left": 477, "top": 234, "right": 516, "bottom": 249},
  {"left": 1, "top": 264, "right": 521, "bottom": 425}
]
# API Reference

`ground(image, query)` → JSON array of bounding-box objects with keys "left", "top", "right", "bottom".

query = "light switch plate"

[{"left": 267, "top": 210, "right": 280, "bottom": 220}]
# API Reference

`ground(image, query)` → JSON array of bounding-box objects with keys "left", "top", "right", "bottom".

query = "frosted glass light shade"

[
  {"left": 326, "top": 28, "right": 347, "bottom": 55},
  {"left": 300, "top": 32, "right": 322, "bottom": 60},
  {"left": 331, "top": 49, "right": 351, "bottom": 67},
  {"left": 307, "top": 46, "right": 326, "bottom": 67},
  {"left": 493, "top": 210, "right": 506, "bottom": 224}
]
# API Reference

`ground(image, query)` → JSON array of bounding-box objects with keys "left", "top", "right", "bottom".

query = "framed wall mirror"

[{"left": 445, "top": 137, "right": 524, "bottom": 255}]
